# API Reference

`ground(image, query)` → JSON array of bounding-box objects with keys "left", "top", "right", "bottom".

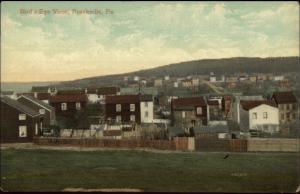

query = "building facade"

[
  {"left": 49, "top": 94, "right": 88, "bottom": 117},
  {"left": 17, "top": 95, "right": 56, "bottom": 127},
  {"left": 171, "top": 97, "right": 208, "bottom": 127},
  {"left": 271, "top": 91, "right": 299, "bottom": 125},
  {"left": 239, "top": 100, "right": 279, "bottom": 133},
  {"left": 1, "top": 97, "right": 43, "bottom": 143},
  {"left": 105, "top": 94, "right": 153, "bottom": 124}
]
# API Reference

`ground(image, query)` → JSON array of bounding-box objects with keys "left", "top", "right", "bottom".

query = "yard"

[{"left": 1, "top": 148, "right": 299, "bottom": 192}]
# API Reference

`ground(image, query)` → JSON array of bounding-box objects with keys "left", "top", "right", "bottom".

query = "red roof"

[
  {"left": 172, "top": 97, "right": 206, "bottom": 108},
  {"left": 272, "top": 91, "right": 297, "bottom": 104},
  {"left": 36, "top": 93, "right": 50, "bottom": 100},
  {"left": 57, "top": 89, "right": 85, "bottom": 95},
  {"left": 105, "top": 94, "right": 152, "bottom": 104},
  {"left": 49, "top": 94, "right": 88, "bottom": 103},
  {"left": 240, "top": 100, "right": 277, "bottom": 111}
]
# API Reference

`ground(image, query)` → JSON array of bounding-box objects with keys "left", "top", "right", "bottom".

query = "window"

[
  {"left": 130, "top": 104, "right": 135, "bottom": 112},
  {"left": 196, "top": 107, "right": 202, "bottom": 115},
  {"left": 292, "top": 113, "right": 296, "bottom": 119},
  {"left": 19, "top": 114, "right": 26, "bottom": 120},
  {"left": 281, "top": 113, "right": 285, "bottom": 120},
  {"left": 289, "top": 104, "right": 293, "bottom": 110},
  {"left": 76, "top": 102, "right": 81, "bottom": 110},
  {"left": 252, "top": 112, "right": 257, "bottom": 119},
  {"left": 145, "top": 111, "right": 148, "bottom": 118},
  {"left": 292, "top": 104, "right": 297, "bottom": 110},
  {"left": 19, "top": 126, "right": 27, "bottom": 137},
  {"left": 130, "top": 115, "right": 136, "bottom": 122},
  {"left": 286, "top": 104, "right": 290, "bottom": 110},
  {"left": 144, "top": 102, "right": 148, "bottom": 107},
  {"left": 35, "top": 123, "right": 38, "bottom": 135},
  {"left": 279, "top": 104, "right": 284, "bottom": 109},
  {"left": 116, "top": 104, "right": 121, "bottom": 112},
  {"left": 263, "top": 112, "right": 268, "bottom": 119},
  {"left": 182, "top": 111, "right": 186, "bottom": 118},
  {"left": 61, "top": 103, "right": 67, "bottom": 111},
  {"left": 116, "top": 115, "right": 121, "bottom": 123},
  {"left": 39, "top": 109, "right": 45, "bottom": 114},
  {"left": 286, "top": 113, "right": 290, "bottom": 120}
]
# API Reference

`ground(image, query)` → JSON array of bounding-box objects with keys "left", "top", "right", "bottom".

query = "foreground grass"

[{"left": 1, "top": 149, "right": 299, "bottom": 192}]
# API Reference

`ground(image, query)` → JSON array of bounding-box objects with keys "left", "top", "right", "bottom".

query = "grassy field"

[{"left": 1, "top": 148, "right": 299, "bottom": 192}]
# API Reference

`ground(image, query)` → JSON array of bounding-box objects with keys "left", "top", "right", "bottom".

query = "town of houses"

[{"left": 1, "top": 72, "right": 299, "bottom": 143}]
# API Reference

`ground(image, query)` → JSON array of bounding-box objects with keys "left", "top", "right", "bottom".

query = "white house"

[
  {"left": 274, "top": 75, "right": 284, "bottom": 81},
  {"left": 210, "top": 76, "right": 217, "bottom": 82},
  {"left": 238, "top": 100, "right": 279, "bottom": 133},
  {"left": 174, "top": 82, "right": 179, "bottom": 88},
  {"left": 140, "top": 100, "right": 154, "bottom": 123},
  {"left": 233, "top": 95, "right": 264, "bottom": 123}
]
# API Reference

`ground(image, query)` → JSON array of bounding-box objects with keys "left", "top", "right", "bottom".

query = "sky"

[{"left": 1, "top": 1, "right": 299, "bottom": 82}]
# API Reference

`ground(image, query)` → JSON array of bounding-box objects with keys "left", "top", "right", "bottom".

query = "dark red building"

[
  {"left": 1, "top": 96, "right": 43, "bottom": 143},
  {"left": 105, "top": 94, "right": 153, "bottom": 124},
  {"left": 171, "top": 97, "right": 208, "bottom": 126},
  {"left": 17, "top": 95, "right": 56, "bottom": 128},
  {"left": 49, "top": 94, "right": 88, "bottom": 117}
]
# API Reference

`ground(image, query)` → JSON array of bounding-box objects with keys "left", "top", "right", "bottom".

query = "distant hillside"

[
  {"left": 57, "top": 56, "right": 299, "bottom": 88},
  {"left": 1, "top": 81, "right": 60, "bottom": 93}
]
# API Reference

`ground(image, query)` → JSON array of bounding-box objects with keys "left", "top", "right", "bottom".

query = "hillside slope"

[{"left": 57, "top": 56, "right": 300, "bottom": 88}]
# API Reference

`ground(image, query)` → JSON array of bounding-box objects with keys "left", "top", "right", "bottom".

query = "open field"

[{"left": 1, "top": 148, "right": 299, "bottom": 192}]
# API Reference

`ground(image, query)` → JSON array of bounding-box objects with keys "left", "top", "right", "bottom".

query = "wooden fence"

[
  {"left": 33, "top": 137, "right": 299, "bottom": 152},
  {"left": 247, "top": 138, "right": 300, "bottom": 152},
  {"left": 33, "top": 137, "right": 191, "bottom": 151},
  {"left": 195, "top": 138, "right": 248, "bottom": 152}
]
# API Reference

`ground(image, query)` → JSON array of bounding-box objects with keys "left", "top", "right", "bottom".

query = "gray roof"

[
  {"left": 18, "top": 95, "right": 54, "bottom": 111},
  {"left": 1, "top": 91, "right": 14, "bottom": 95},
  {"left": 194, "top": 125, "right": 229, "bottom": 133},
  {"left": 1, "top": 96, "right": 40, "bottom": 117},
  {"left": 31, "top": 86, "right": 50, "bottom": 93}
]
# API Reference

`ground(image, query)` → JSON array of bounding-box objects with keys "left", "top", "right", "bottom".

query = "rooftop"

[
  {"left": 49, "top": 94, "right": 88, "bottom": 103},
  {"left": 18, "top": 95, "right": 54, "bottom": 111},
  {"left": 57, "top": 89, "right": 86, "bottom": 95},
  {"left": 105, "top": 94, "right": 152, "bottom": 104},
  {"left": 272, "top": 91, "right": 298, "bottom": 104},
  {"left": 36, "top": 93, "right": 51, "bottom": 100},
  {"left": 172, "top": 97, "right": 206, "bottom": 110},
  {"left": 207, "top": 100, "right": 219, "bottom": 106},
  {"left": 31, "top": 86, "right": 55, "bottom": 93},
  {"left": 0, "top": 91, "right": 14, "bottom": 95},
  {"left": 1, "top": 96, "right": 40, "bottom": 117},
  {"left": 240, "top": 100, "right": 277, "bottom": 111},
  {"left": 87, "top": 87, "right": 120, "bottom": 95}
]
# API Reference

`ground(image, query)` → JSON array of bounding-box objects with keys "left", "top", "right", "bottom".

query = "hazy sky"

[{"left": 1, "top": 1, "right": 299, "bottom": 82}]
